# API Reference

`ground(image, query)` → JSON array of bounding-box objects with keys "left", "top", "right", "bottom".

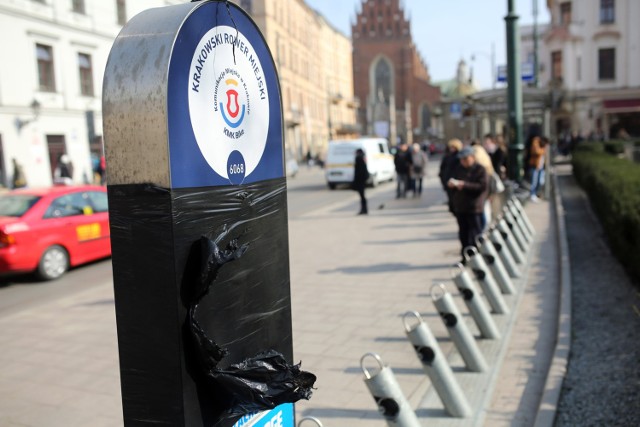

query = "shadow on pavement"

[
  {"left": 300, "top": 407, "right": 381, "bottom": 419},
  {"left": 319, "top": 262, "right": 452, "bottom": 275}
]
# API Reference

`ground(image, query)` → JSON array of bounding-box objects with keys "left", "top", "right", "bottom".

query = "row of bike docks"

[{"left": 298, "top": 196, "right": 536, "bottom": 427}]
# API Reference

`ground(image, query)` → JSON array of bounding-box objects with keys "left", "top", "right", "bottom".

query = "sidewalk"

[
  {"left": 0, "top": 168, "right": 562, "bottom": 426},
  {"left": 290, "top": 170, "right": 560, "bottom": 426}
]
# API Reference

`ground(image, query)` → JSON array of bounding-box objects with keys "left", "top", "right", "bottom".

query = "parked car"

[
  {"left": 324, "top": 138, "right": 395, "bottom": 189},
  {"left": 0, "top": 185, "right": 111, "bottom": 280}
]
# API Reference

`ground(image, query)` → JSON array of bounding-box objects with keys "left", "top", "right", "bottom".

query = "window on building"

[
  {"left": 560, "top": 2, "right": 572, "bottom": 25},
  {"left": 374, "top": 59, "right": 392, "bottom": 103},
  {"left": 551, "top": 51, "right": 563, "bottom": 82},
  {"left": 116, "top": 0, "right": 126, "bottom": 25},
  {"left": 598, "top": 48, "right": 615, "bottom": 80},
  {"left": 577, "top": 56, "right": 582, "bottom": 82},
  {"left": 600, "top": 0, "right": 615, "bottom": 24},
  {"left": 36, "top": 44, "right": 56, "bottom": 92},
  {"left": 72, "top": 0, "right": 85, "bottom": 14},
  {"left": 78, "top": 53, "right": 94, "bottom": 96},
  {"left": 421, "top": 105, "right": 431, "bottom": 132}
]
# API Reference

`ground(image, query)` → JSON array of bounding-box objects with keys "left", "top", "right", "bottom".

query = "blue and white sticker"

[
  {"left": 167, "top": 2, "right": 284, "bottom": 188},
  {"left": 232, "top": 403, "right": 294, "bottom": 427},
  {"left": 188, "top": 26, "right": 270, "bottom": 185}
]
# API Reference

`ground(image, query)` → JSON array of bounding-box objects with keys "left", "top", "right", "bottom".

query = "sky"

[{"left": 304, "top": 0, "right": 551, "bottom": 90}]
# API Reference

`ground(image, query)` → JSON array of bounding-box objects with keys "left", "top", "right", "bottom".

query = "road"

[{"left": 0, "top": 167, "right": 397, "bottom": 317}]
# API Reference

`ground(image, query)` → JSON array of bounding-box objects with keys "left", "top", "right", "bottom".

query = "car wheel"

[
  {"left": 328, "top": 182, "right": 337, "bottom": 190},
  {"left": 36, "top": 245, "right": 69, "bottom": 280}
]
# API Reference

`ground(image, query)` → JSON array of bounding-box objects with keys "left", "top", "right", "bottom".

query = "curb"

[{"left": 533, "top": 166, "right": 572, "bottom": 426}]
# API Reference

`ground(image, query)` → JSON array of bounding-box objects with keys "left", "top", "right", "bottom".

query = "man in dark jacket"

[
  {"left": 439, "top": 138, "right": 463, "bottom": 213},
  {"left": 353, "top": 148, "right": 370, "bottom": 215},
  {"left": 394, "top": 143, "right": 412, "bottom": 198},
  {"left": 448, "top": 147, "right": 488, "bottom": 256}
]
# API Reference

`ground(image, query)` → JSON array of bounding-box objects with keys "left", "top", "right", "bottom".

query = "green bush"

[
  {"left": 572, "top": 148, "right": 640, "bottom": 283},
  {"left": 603, "top": 140, "right": 626, "bottom": 155}
]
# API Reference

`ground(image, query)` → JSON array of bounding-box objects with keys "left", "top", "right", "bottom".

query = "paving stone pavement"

[{"left": 0, "top": 168, "right": 562, "bottom": 427}]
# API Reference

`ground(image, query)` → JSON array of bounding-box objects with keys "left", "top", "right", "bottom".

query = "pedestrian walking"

[
  {"left": 472, "top": 144, "right": 495, "bottom": 229},
  {"left": 447, "top": 147, "right": 489, "bottom": 258},
  {"left": 11, "top": 158, "right": 26, "bottom": 189},
  {"left": 54, "top": 154, "right": 74, "bottom": 185},
  {"left": 528, "top": 136, "right": 548, "bottom": 202},
  {"left": 353, "top": 148, "right": 370, "bottom": 215},
  {"left": 484, "top": 133, "right": 507, "bottom": 180},
  {"left": 394, "top": 142, "right": 412, "bottom": 198},
  {"left": 98, "top": 155, "right": 106, "bottom": 185},
  {"left": 439, "top": 138, "right": 463, "bottom": 213},
  {"left": 410, "top": 143, "right": 428, "bottom": 197}
]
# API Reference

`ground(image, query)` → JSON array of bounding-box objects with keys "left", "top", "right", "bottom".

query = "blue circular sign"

[
  {"left": 227, "top": 150, "right": 246, "bottom": 185},
  {"left": 167, "top": 2, "right": 284, "bottom": 188}
]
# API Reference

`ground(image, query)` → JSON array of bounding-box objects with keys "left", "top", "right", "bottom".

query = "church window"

[
  {"left": 374, "top": 59, "right": 392, "bottom": 103},
  {"left": 421, "top": 105, "right": 431, "bottom": 132}
]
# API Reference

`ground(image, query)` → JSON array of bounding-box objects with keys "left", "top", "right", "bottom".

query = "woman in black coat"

[{"left": 353, "top": 148, "right": 370, "bottom": 215}]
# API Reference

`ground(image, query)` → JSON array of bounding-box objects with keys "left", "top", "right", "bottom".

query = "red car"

[{"left": 0, "top": 185, "right": 111, "bottom": 280}]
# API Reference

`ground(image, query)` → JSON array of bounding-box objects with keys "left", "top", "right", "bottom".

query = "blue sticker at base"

[{"left": 233, "top": 403, "right": 294, "bottom": 427}]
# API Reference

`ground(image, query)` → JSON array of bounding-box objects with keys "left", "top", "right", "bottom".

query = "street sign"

[
  {"left": 450, "top": 103, "right": 462, "bottom": 119},
  {"left": 497, "top": 63, "right": 535, "bottom": 82}
]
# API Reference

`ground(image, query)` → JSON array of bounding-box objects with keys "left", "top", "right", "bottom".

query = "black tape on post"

[{"left": 103, "top": 2, "right": 314, "bottom": 426}]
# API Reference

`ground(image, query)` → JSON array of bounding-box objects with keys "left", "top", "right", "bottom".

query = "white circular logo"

[{"left": 188, "top": 26, "right": 270, "bottom": 184}]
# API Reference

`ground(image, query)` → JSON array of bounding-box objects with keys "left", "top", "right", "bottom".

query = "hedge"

[{"left": 571, "top": 145, "right": 640, "bottom": 283}]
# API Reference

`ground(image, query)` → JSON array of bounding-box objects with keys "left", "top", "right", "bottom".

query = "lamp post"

[
  {"left": 505, "top": 0, "right": 525, "bottom": 183},
  {"left": 532, "top": 0, "right": 539, "bottom": 88},
  {"left": 14, "top": 99, "right": 41, "bottom": 131},
  {"left": 471, "top": 44, "right": 497, "bottom": 90}
]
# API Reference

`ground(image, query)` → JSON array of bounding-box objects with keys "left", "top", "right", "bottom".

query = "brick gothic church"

[{"left": 352, "top": 0, "right": 440, "bottom": 146}]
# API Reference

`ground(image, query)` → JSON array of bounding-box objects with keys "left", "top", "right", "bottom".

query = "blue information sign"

[
  {"left": 233, "top": 404, "right": 295, "bottom": 427},
  {"left": 167, "top": 2, "right": 284, "bottom": 188},
  {"left": 497, "top": 63, "right": 535, "bottom": 83}
]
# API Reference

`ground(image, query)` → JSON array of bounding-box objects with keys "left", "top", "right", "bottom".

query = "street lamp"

[
  {"left": 471, "top": 44, "right": 497, "bottom": 90},
  {"left": 15, "top": 99, "right": 41, "bottom": 131}
]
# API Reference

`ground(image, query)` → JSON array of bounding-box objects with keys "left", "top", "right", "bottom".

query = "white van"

[{"left": 324, "top": 138, "right": 395, "bottom": 189}]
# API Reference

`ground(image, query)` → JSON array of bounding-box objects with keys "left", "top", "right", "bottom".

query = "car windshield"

[{"left": 0, "top": 195, "right": 41, "bottom": 217}]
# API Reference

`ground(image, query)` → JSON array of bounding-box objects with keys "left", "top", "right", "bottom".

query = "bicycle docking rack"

[{"left": 358, "top": 196, "right": 538, "bottom": 426}]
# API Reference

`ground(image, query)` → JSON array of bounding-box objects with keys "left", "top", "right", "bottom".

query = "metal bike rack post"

[
  {"left": 451, "top": 265, "right": 501, "bottom": 339},
  {"left": 361, "top": 353, "right": 421, "bottom": 427},
  {"left": 463, "top": 248, "right": 510, "bottom": 315},
  {"left": 503, "top": 209, "right": 529, "bottom": 254},
  {"left": 512, "top": 198, "right": 536, "bottom": 235},
  {"left": 431, "top": 285, "right": 488, "bottom": 373},
  {"left": 403, "top": 311, "right": 472, "bottom": 417},
  {"left": 489, "top": 226, "right": 521, "bottom": 278},
  {"left": 298, "top": 416, "right": 323, "bottom": 427},
  {"left": 506, "top": 201, "right": 533, "bottom": 243},
  {"left": 497, "top": 218, "right": 525, "bottom": 264},
  {"left": 476, "top": 234, "right": 515, "bottom": 295}
]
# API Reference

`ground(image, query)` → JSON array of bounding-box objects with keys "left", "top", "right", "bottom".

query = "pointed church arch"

[
  {"left": 369, "top": 55, "right": 395, "bottom": 105},
  {"left": 419, "top": 103, "right": 432, "bottom": 133}
]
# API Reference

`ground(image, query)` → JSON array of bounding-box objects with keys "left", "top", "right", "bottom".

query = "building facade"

[
  {"left": 534, "top": 0, "right": 640, "bottom": 138},
  {"left": 351, "top": 0, "right": 441, "bottom": 147},
  {"left": 233, "top": 0, "right": 358, "bottom": 161},
  {"left": 0, "top": 0, "right": 183, "bottom": 188}
]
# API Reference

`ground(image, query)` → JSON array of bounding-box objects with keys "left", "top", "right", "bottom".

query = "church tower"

[{"left": 352, "top": 0, "right": 440, "bottom": 145}]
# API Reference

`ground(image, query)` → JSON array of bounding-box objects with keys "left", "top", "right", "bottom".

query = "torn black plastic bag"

[{"left": 189, "top": 233, "right": 315, "bottom": 420}]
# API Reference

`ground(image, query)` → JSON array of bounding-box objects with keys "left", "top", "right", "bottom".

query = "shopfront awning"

[{"left": 603, "top": 99, "right": 640, "bottom": 113}]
